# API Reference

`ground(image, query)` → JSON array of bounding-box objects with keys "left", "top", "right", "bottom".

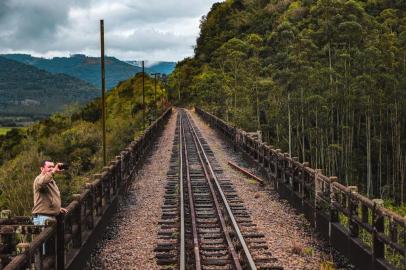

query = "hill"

[
  {"left": 169, "top": 0, "right": 406, "bottom": 205},
  {"left": 0, "top": 57, "right": 98, "bottom": 119},
  {"left": 2, "top": 54, "right": 142, "bottom": 90}
]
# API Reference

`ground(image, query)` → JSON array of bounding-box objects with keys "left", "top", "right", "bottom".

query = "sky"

[{"left": 0, "top": 0, "right": 220, "bottom": 62}]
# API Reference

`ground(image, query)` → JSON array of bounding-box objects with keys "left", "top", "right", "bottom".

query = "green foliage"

[
  {"left": 169, "top": 0, "right": 406, "bottom": 207},
  {"left": 0, "top": 72, "right": 168, "bottom": 215},
  {"left": 0, "top": 128, "right": 26, "bottom": 165},
  {"left": 71, "top": 99, "right": 102, "bottom": 123},
  {"left": 0, "top": 145, "right": 43, "bottom": 214},
  {"left": 385, "top": 200, "right": 406, "bottom": 216}
]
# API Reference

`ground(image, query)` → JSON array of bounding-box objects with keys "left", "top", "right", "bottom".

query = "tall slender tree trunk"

[
  {"left": 288, "top": 92, "right": 292, "bottom": 157},
  {"left": 401, "top": 155, "right": 405, "bottom": 205},
  {"left": 315, "top": 110, "right": 319, "bottom": 169},
  {"left": 256, "top": 83, "right": 260, "bottom": 130},
  {"left": 379, "top": 108, "right": 383, "bottom": 197},
  {"left": 366, "top": 106, "right": 372, "bottom": 197},
  {"left": 391, "top": 108, "right": 396, "bottom": 202},
  {"left": 276, "top": 123, "right": 280, "bottom": 144},
  {"left": 328, "top": 42, "right": 334, "bottom": 159},
  {"left": 301, "top": 87, "right": 305, "bottom": 162},
  {"left": 233, "top": 64, "right": 238, "bottom": 125},
  {"left": 394, "top": 101, "right": 402, "bottom": 204}
]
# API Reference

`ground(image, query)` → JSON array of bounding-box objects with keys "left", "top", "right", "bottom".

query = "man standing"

[{"left": 32, "top": 160, "right": 68, "bottom": 225}]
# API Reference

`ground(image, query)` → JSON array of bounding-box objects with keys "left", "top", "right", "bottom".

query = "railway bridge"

[{"left": 0, "top": 107, "right": 405, "bottom": 270}]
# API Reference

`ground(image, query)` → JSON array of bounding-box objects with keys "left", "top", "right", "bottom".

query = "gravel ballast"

[
  {"left": 85, "top": 110, "right": 178, "bottom": 270},
  {"left": 189, "top": 109, "right": 350, "bottom": 270},
  {"left": 85, "top": 107, "right": 351, "bottom": 270}
]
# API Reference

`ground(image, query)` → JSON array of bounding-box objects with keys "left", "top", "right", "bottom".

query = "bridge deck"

[
  {"left": 86, "top": 108, "right": 349, "bottom": 270},
  {"left": 85, "top": 109, "right": 178, "bottom": 269}
]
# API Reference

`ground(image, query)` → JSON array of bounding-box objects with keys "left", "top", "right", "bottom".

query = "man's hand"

[
  {"left": 52, "top": 163, "right": 63, "bottom": 174},
  {"left": 60, "top": 208, "right": 68, "bottom": 214}
]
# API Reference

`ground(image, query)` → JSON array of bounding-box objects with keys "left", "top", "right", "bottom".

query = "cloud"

[{"left": 0, "top": 0, "right": 219, "bottom": 61}]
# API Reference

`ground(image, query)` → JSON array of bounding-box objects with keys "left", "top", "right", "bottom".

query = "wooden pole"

[
  {"left": 100, "top": 19, "right": 107, "bottom": 166},
  {"left": 161, "top": 83, "right": 164, "bottom": 113},
  {"left": 142, "top": 60, "right": 145, "bottom": 129},
  {"left": 154, "top": 73, "right": 157, "bottom": 118},
  {"left": 227, "top": 161, "right": 264, "bottom": 185},
  {"left": 163, "top": 75, "right": 167, "bottom": 112},
  {"left": 151, "top": 73, "right": 159, "bottom": 117}
]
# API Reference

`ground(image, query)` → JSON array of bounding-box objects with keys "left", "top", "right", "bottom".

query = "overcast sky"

[{"left": 0, "top": 0, "right": 220, "bottom": 62}]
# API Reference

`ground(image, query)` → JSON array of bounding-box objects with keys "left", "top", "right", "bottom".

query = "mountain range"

[
  {"left": 0, "top": 56, "right": 98, "bottom": 119},
  {"left": 2, "top": 54, "right": 176, "bottom": 90}
]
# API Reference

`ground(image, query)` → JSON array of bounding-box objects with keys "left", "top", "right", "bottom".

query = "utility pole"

[
  {"left": 100, "top": 19, "right": 107, "bottom": 166},
  {"left": 142, "top": 60, "right": 145, "bottom": 129},
  {"left": 178, "top": 83, "right": 181, "bottom": 103},
  {"left": 151, "top": 73, "right": 159, "bottom": 118},
  {"left": 160, "top": 75, "right": 164, "bottom": 112},
  {"left": 154, "top": 73, "right": 157, "bottom": 117}
]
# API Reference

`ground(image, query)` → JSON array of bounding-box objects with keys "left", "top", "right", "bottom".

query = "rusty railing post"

[
  {"left": 85, "top": 183, "right": 94, "bottom": 230},
  {"left": 372, "top": 199, "right": 385, "bottom": 263},
  {"left": 45, "top": 219, "right": 57, "bottom": 269},
  {"left": 348, "top": 186, "right": 359, "bottom": 238},
  {"left": 56, "top": 214, "right": 65, "bottom": 270},
  {"left": 329, "top": 177, "right": 339, "bottom": 224},
  {"left": 72, "top": 194, "right": 82, "bottom": 249}
]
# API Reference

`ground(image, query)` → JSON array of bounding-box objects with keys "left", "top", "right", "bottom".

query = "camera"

[{"left": 58, "top": 163, "right": 69, "bottom": 170}]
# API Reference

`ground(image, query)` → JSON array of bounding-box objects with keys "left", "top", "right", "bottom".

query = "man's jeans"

[
  {"left": 32, "top": 215, "right": 55, "bottom": 255},
  {"left": 33, "top": 215, "right": 53, "bottom": 225}
]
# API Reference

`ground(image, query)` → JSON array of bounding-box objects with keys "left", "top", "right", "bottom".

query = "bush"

[{"left": 0, "top": 146, "right": 44, "bottom": 215}]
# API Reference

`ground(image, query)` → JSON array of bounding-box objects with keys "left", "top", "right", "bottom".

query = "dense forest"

[
  {"left": 0, "top": 73, "right": 167, "bottom": 215},
  {"left": 169, "top": 0, "right": 406, "bottom": 207},
  {"left": 0, "top": 57, "right": 99, "bottom": 118}
]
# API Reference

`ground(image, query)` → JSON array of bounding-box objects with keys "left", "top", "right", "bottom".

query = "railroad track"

[{"left": 155, "top": 110, "right": 282, "bottom": 270}]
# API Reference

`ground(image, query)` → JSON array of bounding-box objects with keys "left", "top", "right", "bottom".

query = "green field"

[
  {"left": 0, "top": 127, "right": 12, "bottom": 135},
  {"left": 0, "top": 127, "right": 26, "bottom": 136}
]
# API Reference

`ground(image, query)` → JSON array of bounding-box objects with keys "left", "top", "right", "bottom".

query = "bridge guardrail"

[
  {"left": 0, "top": 107, "right": 172, "bottom": 270},
  {"left": 195, "top": 106, "right": 405, "bottom": 270}
]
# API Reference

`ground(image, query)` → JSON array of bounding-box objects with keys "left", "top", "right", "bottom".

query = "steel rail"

[
  {"left": 182, "top": 111, "right": 242, "bottom": 269},
  {"left": 184, "top": 111, "right": 257, "bottom": 270},
  {"left": 181, "top": 115, "right": 202, "bottom": 270},
  {"left": 179, "top": 115, "right": 186, "bottom": 270}
]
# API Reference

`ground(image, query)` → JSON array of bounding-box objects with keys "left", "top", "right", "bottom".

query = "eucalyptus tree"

[{"left": 213, "top": 38, "right": 250, "bottom": 126}]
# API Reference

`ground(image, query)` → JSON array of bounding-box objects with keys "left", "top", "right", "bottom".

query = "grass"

[
  {"left": 0, "top": 127, "right": 12, "bottom": 135},
  {"left": 320, "top": 261, "right": 335, "bottom": 270},
  {"left": 0, "top": 127, "right": 26, "bottom": 136},
  {"left": 247, "top": 179, "right": 258, "bottom": 185},
  {"left": 303, "top": 246, "right": 314, "bottom": 256}
]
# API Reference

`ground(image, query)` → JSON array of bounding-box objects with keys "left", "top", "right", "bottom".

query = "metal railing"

[
  {"left": 0, "top": 107, "right": 172, "bottom": 270},
  {"left": 195, "top": 106, "right": 406, "bottom": 270}
]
